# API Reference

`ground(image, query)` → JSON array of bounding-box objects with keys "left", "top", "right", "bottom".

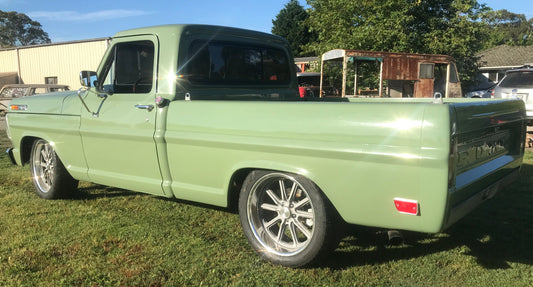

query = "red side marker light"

[{"left": 394, "top": 198, "right": 419, "bottom": 215}]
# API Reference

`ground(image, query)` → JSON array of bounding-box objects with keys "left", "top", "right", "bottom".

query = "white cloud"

[{"left": 27, "top": 9, "right": 154, "bottom": 22}]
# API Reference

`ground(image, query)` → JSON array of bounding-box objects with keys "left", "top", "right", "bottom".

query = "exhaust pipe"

[{"left": 387, "top": 230, "right": 404, "bottom": 245}]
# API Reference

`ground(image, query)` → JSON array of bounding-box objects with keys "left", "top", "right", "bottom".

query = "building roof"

[
  {"left": 477, "top": 45, "right": 533, "bottom": 70},
  {"left": 0, "top": 37, "right": 109, "bottom": 51}
]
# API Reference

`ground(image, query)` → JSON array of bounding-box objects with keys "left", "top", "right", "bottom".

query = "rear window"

[
  {"left": 500, "top": 71, "right": 533, "bottom": 88},
  {"left": 181, "top": 40, "right": 291, "bottom": 85}
]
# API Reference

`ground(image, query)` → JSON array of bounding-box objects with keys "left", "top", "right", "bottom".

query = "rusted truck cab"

[{"left": 320, "top": 49, "right": 462, "bottom": 98}]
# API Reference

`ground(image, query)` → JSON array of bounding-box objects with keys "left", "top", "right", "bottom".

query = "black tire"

[
  {"left": 29, "top": 139, "right": 78, "bottom": 199},
  {"left": 238, "top": 170, "right": 342, "bottom": 267}
]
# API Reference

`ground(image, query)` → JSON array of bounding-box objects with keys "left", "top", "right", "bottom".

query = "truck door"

[{"left": 79, "top": 35, "right": 165, "bottom": 196}]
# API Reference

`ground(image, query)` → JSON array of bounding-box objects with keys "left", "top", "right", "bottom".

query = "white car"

[{"left": 493, "top": 65, "right": 533, "bottom": 125}]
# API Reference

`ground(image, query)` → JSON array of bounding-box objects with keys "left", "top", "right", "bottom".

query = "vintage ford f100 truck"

[{"left": 4, "top": 25, "right": 527, "bottom": 267}]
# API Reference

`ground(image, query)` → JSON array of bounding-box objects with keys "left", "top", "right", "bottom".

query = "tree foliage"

[
  {"left": 272, "top": 0, "right": 317, "bottom": 56},
  {"left": 304, "top": 0, "right": 491, "bottom": 89},
  {"left": 0, "top": 10, "right": 50, "bottom": 48},
  {"left": 481, "top": 9, "right": 533, "bottom": 47}
]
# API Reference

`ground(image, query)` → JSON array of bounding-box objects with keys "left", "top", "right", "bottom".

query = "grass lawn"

[{"left": 1, "top": 129, "right": 532, "bottom": 286}]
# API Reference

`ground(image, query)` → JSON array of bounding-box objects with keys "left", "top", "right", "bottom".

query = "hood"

[{"left": 7, "top": 90, "right": 80, "bottom": 115}]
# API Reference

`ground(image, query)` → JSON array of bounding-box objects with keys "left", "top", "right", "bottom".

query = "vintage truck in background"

[
  {"left": 4, "top": 25, "right": 527, "bottom": 267},
  {"left": 319, "top": 49, "right": 463, "bottom": 99},
  {"left": 0, "top": 84, "right": 70, "bottom": 116}
]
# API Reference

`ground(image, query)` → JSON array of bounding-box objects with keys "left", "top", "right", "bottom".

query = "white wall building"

[{"left": 0, "top": 38, "right": 109, "bottom": 90}]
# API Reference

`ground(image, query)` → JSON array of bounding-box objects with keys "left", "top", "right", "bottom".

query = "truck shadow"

[
  {"left": 325, "top": 163, "right": 533, "bottom": 269},
  {"left": 72, "top": 184, "right": 139, "bottom": 200}
]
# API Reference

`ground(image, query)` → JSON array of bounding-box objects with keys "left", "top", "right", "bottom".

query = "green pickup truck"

[{"left": 4, "top": 25, "right": 527, "bottom": 267}]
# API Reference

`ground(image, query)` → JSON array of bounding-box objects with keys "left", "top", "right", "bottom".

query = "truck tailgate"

[{"left": 444, "top": 99, "right": 526, "bottom": 228}]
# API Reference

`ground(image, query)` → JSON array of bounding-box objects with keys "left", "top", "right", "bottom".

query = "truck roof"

[{"left": 113, "top": 24, "right": 288, "bottom": 45}]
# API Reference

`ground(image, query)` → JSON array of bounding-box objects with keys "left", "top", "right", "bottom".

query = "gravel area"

[{"left": 0, "top": 117, "right": 5, "bottom": 131}]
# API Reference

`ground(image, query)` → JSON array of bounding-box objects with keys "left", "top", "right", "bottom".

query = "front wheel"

[
  {"left": 29, "top": 139, "right": 78, "bottom": 199},
  {"left": 239, "top": 170, "right": 342, "bottom": 267}
]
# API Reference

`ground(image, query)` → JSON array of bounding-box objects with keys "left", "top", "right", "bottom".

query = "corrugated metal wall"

[
  {"left": 0, "top": 49, "right": 19, "bottom": 73},
  {"left": 0, "top": 39, "right": 108, "bottom": 90}
]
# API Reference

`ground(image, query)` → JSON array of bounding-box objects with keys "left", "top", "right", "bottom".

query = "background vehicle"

[
  {"left": 0, "top": 84, "right": 69, "bottom": 116},
  {"left": 320, "top": 49, "right": 463, "bottom": 98},
  {"left": 297, "top": 72, "right": 337, "bottom": 98},
  {"left": 465, "top": 84, "right": 495, "bottom": 98},
  {"left": 493, "top": 65, "right": 533, "bottom": 125}
]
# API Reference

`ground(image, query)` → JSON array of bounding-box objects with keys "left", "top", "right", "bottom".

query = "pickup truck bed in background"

[{"left": 4, "top": 25, "right": 527, "bottom": 267}]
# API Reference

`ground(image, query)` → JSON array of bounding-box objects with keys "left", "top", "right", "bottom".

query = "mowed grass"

[{"left": 0, "top": 129, "right": 532, "bottom": 286}]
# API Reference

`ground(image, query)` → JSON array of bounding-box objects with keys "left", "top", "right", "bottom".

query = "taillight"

[{"left": 298, "top": 87, "right": 306, "bottom": 98}]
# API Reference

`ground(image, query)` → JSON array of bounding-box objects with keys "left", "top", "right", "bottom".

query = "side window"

[
  {"left": 419, "top": 63, "right": 434, "bottom": 79},
  {"left": 45, "top": 77, "right": 58, "bottom": 84},
  {"left": 181, "top": 40, "right": 290, "bottom": 85},
  {"left": 448, "top": 63, "right": 459, "bottom": 83},
  {"left": 100, "top": 41, "right": 155, "bottom": 94}
]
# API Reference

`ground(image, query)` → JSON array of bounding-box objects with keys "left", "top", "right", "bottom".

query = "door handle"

[{"left": 134, "top": 104, "right": 154, "bottom": 112}]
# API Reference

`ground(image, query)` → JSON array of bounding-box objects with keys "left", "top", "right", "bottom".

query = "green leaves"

[
  {"left": 272, "top": 0, "right": 317, "bottom": 56},
  {"left": 304, "top": 0, "right": 492, "bottom": 90},
  {"left": 0, "top": 10, "right": 50, "bottom": 48}
]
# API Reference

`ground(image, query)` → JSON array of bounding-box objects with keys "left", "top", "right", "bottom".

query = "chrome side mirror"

[{"left": 80, "top": 71, "right": 97, "bottom": 88}]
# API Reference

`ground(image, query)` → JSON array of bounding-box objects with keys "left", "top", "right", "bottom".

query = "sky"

[{"left": 0, "top": 0, "right": 532, "bottom": 44}]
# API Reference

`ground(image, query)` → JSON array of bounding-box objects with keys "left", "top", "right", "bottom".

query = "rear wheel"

[
  {"left": 239, "top": 170, "right": 341, "bottom": 267},
  {"left": 30, "top": 139, "right": 78, "bottom": 199}
]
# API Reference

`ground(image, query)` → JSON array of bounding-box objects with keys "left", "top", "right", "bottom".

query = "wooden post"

[
  {"left": 342, "top": 56, "right": 348, "bottom": 97},
  {"left": 354, "top": 60, "right": 358, "bottom": 97},
  {"left": 378, "top": 60, "right": 383, "bottom": 97}
]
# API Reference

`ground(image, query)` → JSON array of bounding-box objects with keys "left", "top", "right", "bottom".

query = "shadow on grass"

[
  {"left": 71, "top": 184, "right": 139, "bottom": 200},
  {"left": 322, "top": 163, "right": 533, "bottom": 270}
]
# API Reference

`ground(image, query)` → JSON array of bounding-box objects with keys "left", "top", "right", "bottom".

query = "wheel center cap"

[{"left": 281, "top": 207, "right": 291, "bottom": 219}]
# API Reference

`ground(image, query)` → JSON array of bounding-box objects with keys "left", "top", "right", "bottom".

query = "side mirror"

[{"left": 80, "top": 71, "right": 97, "bottom": 88}]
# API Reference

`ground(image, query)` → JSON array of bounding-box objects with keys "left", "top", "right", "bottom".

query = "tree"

[
  {"left": 272, "top": 0, "right": 317, "bottom": 56},
  {"left": 481, "top": 9, "right": 533, "bottom": 48},
  {"left": 0, "top": 10, "right": 50, "bottom": 48},
  {"left": 305, "top": 0, "right": 491, "bottom": 89}
]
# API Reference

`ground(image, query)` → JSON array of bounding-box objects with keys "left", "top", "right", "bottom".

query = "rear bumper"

[
  {"left": 445, "top": 166, "right": 521, "bottom": 229},
  {"left": 6, "top": 148, "right": 16, "bottom": 165}
]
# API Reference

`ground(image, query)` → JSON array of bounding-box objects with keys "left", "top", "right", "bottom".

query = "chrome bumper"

[{"left": 6, "top": 148, "right": 16, "bottom": 165}]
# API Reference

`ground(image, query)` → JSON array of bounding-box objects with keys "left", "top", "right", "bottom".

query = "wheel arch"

[
  {"left": 19, "top": 136, "right": 40, "bottom": 166},
  {"left": 226, "top": 166, "right": 342, "bottom": 221}
]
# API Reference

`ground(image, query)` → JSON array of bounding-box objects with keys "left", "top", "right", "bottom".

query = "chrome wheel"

[
  {"left": 246, "top": 173, "right": 315, "bottom": 256},
  {"left": 29, "top": 139, "right": 78, "bottom": 199},
  {"left": 31, "top": 140, "right": 55, "bottom": 193}
]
